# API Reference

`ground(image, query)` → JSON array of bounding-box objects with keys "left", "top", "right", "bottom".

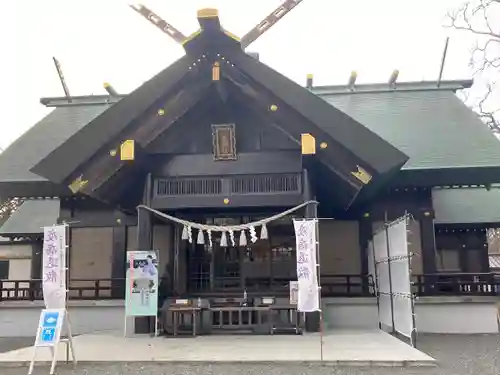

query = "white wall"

[
  {"left": 414, "top": 297, "right": 499, "bottom": 334},
  {"left": 0, "top": 301, "right": 126, "bottom": 337},
  {"left": 0, "top": 297, "right": 497, "bottom": 337}
]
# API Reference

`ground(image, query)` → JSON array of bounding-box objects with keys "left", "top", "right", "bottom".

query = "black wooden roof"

[
  {"left": 26, "top": 12, "right": 407, "bottom": 209},
  {"left": 1, "top": 81, "right": 497, "bottom": 195},
  {"left": 1, "top": 13, "right": 498, "bottom": 208}
]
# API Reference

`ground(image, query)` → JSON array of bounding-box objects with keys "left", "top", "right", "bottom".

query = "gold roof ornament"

[
  {"left": 212, "top": 61, "right": 220, "bottom": 81},
  {"left": 120, "top": 140, "right": 135, "bottom": 161},
  {"left": 351, "top": 165, "right": 372, "bottom": 185},
  {"left": 197, "top": 8, "right": 218, "bottom": 19},
  {"left": 301, "top": 133, "right": 316, "bottom": 155},
  {"left": 68, "top": 175, "right": 88, "bottom": 194}
]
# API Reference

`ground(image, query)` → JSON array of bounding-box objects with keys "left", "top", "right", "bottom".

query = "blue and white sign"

[{"left": 35, "top": 309, "right": 65, "bottom": 347}]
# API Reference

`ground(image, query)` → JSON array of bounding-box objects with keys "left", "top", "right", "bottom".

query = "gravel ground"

[
  {"left": 0, "top": 334, "right": 498, "bottom": 375},
  {"left": 0, "top": 337, "right": 35, "bottom": 353}
]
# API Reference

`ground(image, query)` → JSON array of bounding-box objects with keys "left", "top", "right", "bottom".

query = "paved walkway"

[{"left": 0, "top": 330, "right": 434, "bottom": 366}]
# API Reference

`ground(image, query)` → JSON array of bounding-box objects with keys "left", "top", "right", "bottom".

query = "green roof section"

[
  {"left": 316, "top": 87, "right": 500, "bottom": 170},
  {"left": 0, "top": 199, "right": 60, "bottom": 235},
  {"left": 433, "top": 187, "right": 500, "bottom": 224},
  {"left": 0, "top": 104, "right": 113, "bottom": 183}
]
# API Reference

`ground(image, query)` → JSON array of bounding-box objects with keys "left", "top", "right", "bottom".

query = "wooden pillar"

[
  {"left": 137, "top": 175, "right": 153, "bottom": 251},
  {"left": 111, "top": 226, "right": 127, "bottom": 298},
  {"left": 419, "top": 213, "right": 437, "bottom": 294},
  {"left": 479, "top": 230, "right": 490, "bottom": 273},
  {"left": 303, "top": 169, "right": 320, "bottom": 332},
  {"left": 173, "top": 224, "right": 187, "bottom": 295},
  {"left": 135, "top": 173, "right": 154, "bottom": 334},
  {"left": 358, "top": 215, "right": 372, "bottom": 293}
]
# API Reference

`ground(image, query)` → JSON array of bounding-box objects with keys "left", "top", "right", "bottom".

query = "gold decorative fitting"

[
  {"left": 68, "top": 175, "right": 88, "bottom": 194},
  {"left": 223, "top": 29, "right": 241, "bottom": 42},
  {"left": 301, "top": 133, "right": 316, "bottom": 155},
  {"left": 319, "top": 142, "right": 328, "bottom": 149},
  {"left": 157, "top": 108, "right": 165, "bottom": 116},
  {"left": 181, "top": 29, "right": 202, "bottom": 46},
  {"left": 197, "top": 8, "right": 218, "bottom": 18},
  {"left": 351, "top": 165, "right": 372, "bottom": 185},
  {"left": 120, "top": 140, "right": 135, "bottom": 161},
  {"left": 223, "top": 198, "right": 230, "bottom": 204},
  {"left": 212, "top": 62, "right": 220, "bottom": 81},
  {"left": 269, "top": 104, "right": 278, "bottom": 112}
]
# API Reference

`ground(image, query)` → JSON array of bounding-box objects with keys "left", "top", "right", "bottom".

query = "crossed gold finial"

[
  {"left": 351, "top": 165, "right": 372, "bottom": 185},
  {"left": 68, "top": 175, "right": 88, "bottom": 194},
  {"left": 130, "top": 1, "right": 306, "bottom": 49}
]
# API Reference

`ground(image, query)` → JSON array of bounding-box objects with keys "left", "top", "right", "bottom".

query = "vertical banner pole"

[
  {"left": 64, "top": 223, "right": 70, "bottom": 305},
  {"left": 371, "top": 239, "right": 382, "bottom": 330},
  {"left": 314, "top": 217, "right": 324, "bottom": 362},
  {"left": 384, "top": 212, "right": 396, "bottom": 333},
  {"left": 293, "top": 208, "right": 324, "bottom": 362},
  {"left": 406, "top": 213, "right": 418, "bottom": 348}
]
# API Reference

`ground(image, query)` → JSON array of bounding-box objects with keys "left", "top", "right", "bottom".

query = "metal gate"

[{"left": 369, "top": 214, "right": 417, "bottom": 347}]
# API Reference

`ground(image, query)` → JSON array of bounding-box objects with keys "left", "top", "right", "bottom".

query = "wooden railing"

[
  {"left": 412, "top": 273, "right": 499, "bottom": 296},
  {"left": 0, "top": 273, "right": 498, "bottom": 301},
  {"left": 0, "top": 278, "right": 125, "bottom": 301}
]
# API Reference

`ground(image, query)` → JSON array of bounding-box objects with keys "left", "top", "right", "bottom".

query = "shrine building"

[{"left": 0, "top": 6, "right": 498, "bottom": 335}]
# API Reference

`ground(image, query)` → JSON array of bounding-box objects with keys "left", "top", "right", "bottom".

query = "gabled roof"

[
  {"left": 226, "top": 52, "right": 407, "bottom": 175},
  {"left": 0, "top": 199, "right": 60, "bottom": 236},
  {"left": 0, "top": 103, "right": 112, "bottom": 183},
  {"left": 316, "top": 83, "right": 500, "bottom": 170},
  {"left": 28, "top": 11, "right": 407, "bottom": 209},
  {"left": 31, "top": 56, "right": 193, "bottom": 184}
]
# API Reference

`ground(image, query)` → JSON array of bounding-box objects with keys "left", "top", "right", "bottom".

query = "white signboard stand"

[
  {"left": 29, "top": 224, "right": 77, "bottom": 375},
  {"left": 28, "top": 308, "right": 77, "bottom": 375},
  {"left": 124, "top": 250, "right": 160, "bottom": 337}
]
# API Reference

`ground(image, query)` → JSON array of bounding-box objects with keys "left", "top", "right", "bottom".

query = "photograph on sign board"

[{"left": 125, "top": 250, "right": 159, "bottom": 317}]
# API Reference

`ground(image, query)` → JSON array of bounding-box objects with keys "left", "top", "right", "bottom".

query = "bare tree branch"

[{"left": 446, "top": 0, "right": 500, "bottom": 132}]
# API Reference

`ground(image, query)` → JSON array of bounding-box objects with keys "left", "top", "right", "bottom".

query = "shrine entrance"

[{"left": 182, "top": 214, "right": 297, "bottom": 296}]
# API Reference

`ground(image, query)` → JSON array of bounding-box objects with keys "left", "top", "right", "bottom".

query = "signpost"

[
  {"left": 29, "top": 224, "right": 77, "bottom": 375},
  {"left": 28, "top": 309, "right": 76, "bottom": 375},
  {"left": 124, "top": 250, "right": 160, "bottom": 336}
]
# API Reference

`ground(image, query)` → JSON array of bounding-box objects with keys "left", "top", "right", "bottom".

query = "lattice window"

[
  {"left": 231, "top": 174, "right": 300, "bottom": 194},
  {"left": 156, "top": 178, "right": 222, "bottom": 196}
]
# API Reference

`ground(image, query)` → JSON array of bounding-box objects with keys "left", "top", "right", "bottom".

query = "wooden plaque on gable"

[{"left": 212, "top": 123, "right": 237, "bottom": 161}]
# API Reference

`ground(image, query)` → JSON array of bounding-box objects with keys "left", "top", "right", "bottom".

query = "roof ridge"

[{"left": 39, "top": 80, "right": 473, "bottom": 106}]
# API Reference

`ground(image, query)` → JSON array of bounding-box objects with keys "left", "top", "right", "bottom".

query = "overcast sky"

[{"left": 1, "top": 0, "right": 477, "bottom": 150}]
